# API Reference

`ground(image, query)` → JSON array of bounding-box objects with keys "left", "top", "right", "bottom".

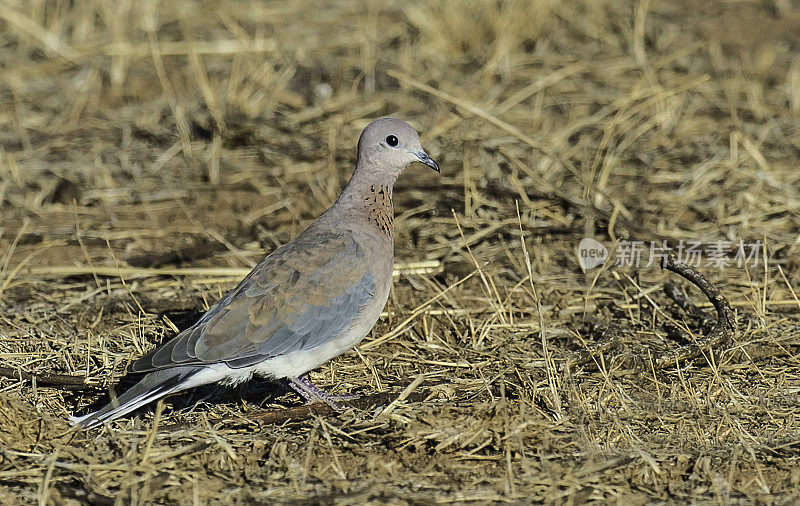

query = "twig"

[
  {"left": 655, "top": 253, "right": 735, "bottom": 369},
  {"left": 663, "top": 281, "right": 715, "bottom": 328},
  {"left": 0, "top": 366, "right": 93, "bottom": 390},
  {"left": 568, "top": 322, "right": 621, "bottom": 368},
  {"left": 19, "top": 260, "right": 442, "bottom": 280}
]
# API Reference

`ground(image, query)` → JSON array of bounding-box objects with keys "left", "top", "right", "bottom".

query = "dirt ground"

[{"left": 2, "top": 0, "right": 800, "bottom": 503}]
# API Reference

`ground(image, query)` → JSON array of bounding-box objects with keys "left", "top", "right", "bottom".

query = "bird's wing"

[{"left": 130, "top": 232, "right": 377, "bottom": 372}]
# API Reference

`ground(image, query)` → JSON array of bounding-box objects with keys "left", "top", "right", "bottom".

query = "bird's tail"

[{"left": 72, "top": 368, "right": 199, "bottom": 429}]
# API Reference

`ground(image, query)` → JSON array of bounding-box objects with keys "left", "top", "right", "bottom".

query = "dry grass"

[{"left": 2, "top": 0, "right": 800, "bottom": 503}]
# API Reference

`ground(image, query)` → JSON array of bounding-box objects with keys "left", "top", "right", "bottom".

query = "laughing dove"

[{"left": 73, "top": 117, "right": 439, "bottom": 429}]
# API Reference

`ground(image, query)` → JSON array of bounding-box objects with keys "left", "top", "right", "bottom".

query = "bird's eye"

[{"left": 385, "top": 135, "right": 399, "bottom": 147}]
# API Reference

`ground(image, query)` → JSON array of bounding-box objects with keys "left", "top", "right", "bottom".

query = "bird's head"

[{"left": 356, "top": 117, "right": 439, "bottom": 181}]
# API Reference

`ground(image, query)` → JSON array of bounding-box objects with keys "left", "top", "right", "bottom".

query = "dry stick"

[
  {"left": 20, "top": 260, "right": 442, "bottom": 280},
  {"left": 655, "top": 253, "right": 735, "bottom": 370},
  {"left": 376, "top": 373, "right": 427, "bottom": 419},
  {"left": 102, "top": 39, "right": 277, "bottom": 57},
  {"left": 663, "top": 282, "right": 715, "bottom": 328},
  {"left": 0, "top": 219, "right": 28, "bottom": 275},
  {"left": 570, "top": 255, "right": 736, "bottom": 371},
  {"left": 568, "top": 323, "right": 621, "bottom": 368},
  {"left": 0, "top": 241, "right": 63, "bottom": 299},
  {"left": 517, "top": 202, "right": 561, "bottom": 415},
  {"left": 0, "top": 366, "right": 93, "bottom": 391}
]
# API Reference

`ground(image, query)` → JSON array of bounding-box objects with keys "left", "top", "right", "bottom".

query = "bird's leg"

[{"left": 286, "top": 375, "right": 357, "bottom": 412}]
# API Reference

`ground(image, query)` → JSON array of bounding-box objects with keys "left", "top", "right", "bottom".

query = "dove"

[{"left": 73, "top": 117, "right": 439, "bottom": 429}]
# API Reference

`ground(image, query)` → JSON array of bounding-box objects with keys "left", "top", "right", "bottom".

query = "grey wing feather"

[
  {"left": 222, "top": 273, "right": 375, "bottom": 369},
  {"left": 131, "top": 233, "right": 377, "bottom": 373},
  {"left": 132, "top": 272, "right": 255, "bottom": 372}
]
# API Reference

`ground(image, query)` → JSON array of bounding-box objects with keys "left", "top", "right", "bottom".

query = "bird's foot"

[{"left": 286, "top": 375, "right": 356, "bottom": 412}]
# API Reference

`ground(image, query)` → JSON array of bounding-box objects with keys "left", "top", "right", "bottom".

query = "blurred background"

[{"left": 2, "top": 0, "right": 800, "bottom": 503}]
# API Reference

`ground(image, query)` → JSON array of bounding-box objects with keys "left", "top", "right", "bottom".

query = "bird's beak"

[{"left": 415, "top": 151, "right": 440, "bottom": 173}]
